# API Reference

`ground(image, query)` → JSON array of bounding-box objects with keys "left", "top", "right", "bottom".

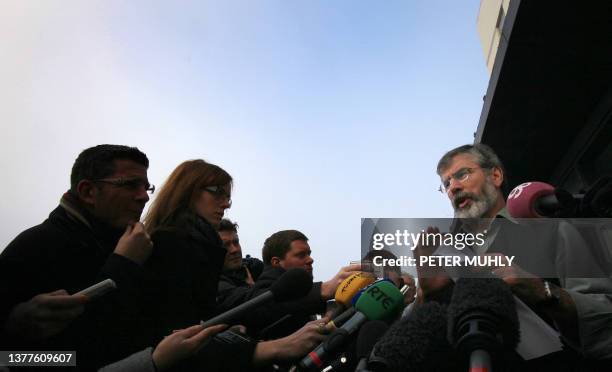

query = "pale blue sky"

[{"left": 0, "top": 0, "right": 488, "bottom": 281}]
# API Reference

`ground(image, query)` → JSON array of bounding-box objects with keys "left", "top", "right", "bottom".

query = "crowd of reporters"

[{"left": 0, "top": 143, "right": 610, "bottom": 371}]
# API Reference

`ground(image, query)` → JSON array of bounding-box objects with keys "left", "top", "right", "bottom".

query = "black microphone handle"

[
  {"left": 298, "top": 312, "right": 369, "bottom": 371},
  {"left": 201, "top": 291, "right": 273, "bottom": 328},
  {"left": 329, "top": 307, "right": 356, "bottom": 330},
  {"left": 469, "top": 349, "right": 491, "bottom": 372},
  {"left": 535, "top": 193, "right": 559, "bottom": 216},
  {"left": 326, "top": 303, "right": 346, "bottom": 319},
  {"left": 536, "top": 190, "right": 585, "bottom": 217},
  {"left": 298, "top": 328, "right": 350, "bottom": 371}
]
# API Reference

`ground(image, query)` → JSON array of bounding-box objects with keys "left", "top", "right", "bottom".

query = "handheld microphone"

[
  {"left": 448, "top": 278, "right": 520, "bottom": 372},
  {"left": 298, "top": 280, "right": 404, "bottom": 371},
  {"left": 354, "top": 320, "right": 389, "bottom": 372},
  {"left": 325, "top": 272, "right": 374, "bottom": 330},
  {"left": 371, "top": 301, "right": 453, "bottom": 372},
  {"left": 201, "top": 268, "right": 312, "bottom": 328},
  {"left": 507, "top": 181, "right": 582, "bottom": 218},
  {"left": 325, "top": 307, "right": 356, "bottom": 332},
  {"left": 329, "top": 272, "right": 376, "bottom": 318}
]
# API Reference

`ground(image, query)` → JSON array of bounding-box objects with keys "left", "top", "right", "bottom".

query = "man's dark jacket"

[{"left": 0, "top": 193, "right": 146, "bottom": 370}]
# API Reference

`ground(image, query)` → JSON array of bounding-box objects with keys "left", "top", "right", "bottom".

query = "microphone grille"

[{"left": 269, "top": 268, "right": 313, "bottom": 301}]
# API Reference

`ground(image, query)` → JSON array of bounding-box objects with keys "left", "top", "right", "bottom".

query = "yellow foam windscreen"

[{"left": 334, "top": 271, "right": 376, "bottom": 307}]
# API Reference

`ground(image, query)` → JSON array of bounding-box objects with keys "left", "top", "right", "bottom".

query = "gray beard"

[{"left": 454, "top": 181, "right": 498, "bottom": 219}]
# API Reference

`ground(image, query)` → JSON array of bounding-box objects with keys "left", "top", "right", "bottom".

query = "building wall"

[{"left": 477, "top": 0, "right": 510, "bottom": 74}]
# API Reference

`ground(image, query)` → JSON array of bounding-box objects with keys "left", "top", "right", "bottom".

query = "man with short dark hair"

[
  {"left": 218, "top": 219, "right": 257, "bottom": 279},
  {"left": 0, "top": 144, "right": 154, "bottom": 370},
  {"left": 262, "top": 230, "right": 313, "bottom": 275},
  {"left": 216, "top": 219, "right": 258, "bottom": 310},
  {"left": 214, "top": 223, "right": 317, "bottom": 339},
  {"left": 253, "top": 229, "right": 360, "bottom": 339},
  {"left": 422, "top": 143, "right": 612, "bottom": 362}
]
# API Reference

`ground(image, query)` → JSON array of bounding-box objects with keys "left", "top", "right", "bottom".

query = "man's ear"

[
  {"left": 490, "top": 167, "right": 504, "bottom": 188},
  {"left": 76, "top": 180, "right": 98, "bottom": 206},
  {"left": 270, "top": 257, "right": 281, "bottom": 267}
]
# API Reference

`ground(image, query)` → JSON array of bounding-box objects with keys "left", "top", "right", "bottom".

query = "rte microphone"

[
  {"left": 354, "top": 320, "right": 389, "bottom": 372},
  {"left": 371, "top": 301, "right": 453, "bottom": 372},
  {"left": 325, "top": 272, "right": 375, "bottom": 330},
  {"left": 298, "top": 280, "right": 404, "bottom": 371},
  {"left": 507, "top": 181, "right": 582, "bottom": 218},
  {"left": 329, "top": 272, "right": 376, "bottom": 318},
  {"left": 201, "top": 268, "right": 312, "bottom": 328},
  {"left": 327, "top": 278, "right": 400, "bottom": 332},
  {"left": 448, "top": 278, "right": 520, "bottom": 372}
]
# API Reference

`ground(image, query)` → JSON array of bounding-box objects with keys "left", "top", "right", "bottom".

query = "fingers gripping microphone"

[
  {"left": 448, "top": 278, "right": 520, "bottom": 372},
  {"left": 328, "top": 277, "right": 395, "bottom": 332},
  {"left": 331, "top": 272, "right": 376, "bottom": 315},
  {"left": 201, "top": 268, "right": 312, "bottom": 327},
  {"left": 298, "top": 280, "right": 404, "bottom": 371},
  {"left": 335, "top": 272, "right": 377, "bottom": 307},
  {"left": 371, "top": 301, "right": 453, "bottom": 372},
  {"left": 326, "top": 272, "right": 376, "bottom": 329}
]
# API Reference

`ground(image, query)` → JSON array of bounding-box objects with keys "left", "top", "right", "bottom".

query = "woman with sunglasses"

[
  {"left": 139, "top": 160, "right": 326, "bottom": 371},
  {"left": 141, "top": 159, "right": 245, "bottom": 370},
  {"left": 145, "top": 159, "right": 232, "bottom": 319}
]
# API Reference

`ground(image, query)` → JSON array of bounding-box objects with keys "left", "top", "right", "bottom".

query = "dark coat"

[
  {"left": 141, "top": 215, "right": 256, "bottom": 371},
  {"left": 0, "top": 197, "right": 146, "bottom": 370},
  {"left": 143, "top": 216, "right": 227, "bottom": 336},
  {"left": 217, "top": 267, "right": 252, "bottom": 308}
]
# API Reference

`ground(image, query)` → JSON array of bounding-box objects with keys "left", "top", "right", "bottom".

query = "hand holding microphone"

[
  {"left": 326, "top": 271, "right": 376, "bottom": 321},
  {"left": 152, "top": 324, "right": 228, "bottom": 371},
  {"left": 321, "top": 263, "right": 362, "bottom": 300},
  {"left": 4, "top": 289, "right": 88, "bottom": 341},
  {"left": 252, "top": 317, "right": 330, "bottom": 366},
  {"left": 298, "top": 280, "right": 404, "bottom": 371}
]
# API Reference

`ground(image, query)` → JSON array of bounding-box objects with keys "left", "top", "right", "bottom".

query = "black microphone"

[
  {"left": 507, "top": 181, "right": 582, "bottom": 218},
  {"left": 201, "top": 268, "right": 312, "bottom": 327},
  {"left": 371, "top": 301, "right": 454, "bottom": 372},
  {"left": 447, "top": 278, "right": 520, "bottom": 372},
  {"left": 326, "top": 307, "right": 357, "bottom": 332},
  {"left": 354, "top": 320, "right": 389, "bottom": 372}
]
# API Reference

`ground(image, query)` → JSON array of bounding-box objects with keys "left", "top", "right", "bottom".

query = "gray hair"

[{"left": 436, "top": 144, "right": 505, "bottom": 178}]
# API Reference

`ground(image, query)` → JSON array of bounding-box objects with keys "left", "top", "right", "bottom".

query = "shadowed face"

[
  {"left": 220, "top": 230, "right": 242, "bottom": 271},
  {"left": 89, "top": 159, "right": 150, "bottom": 229}
]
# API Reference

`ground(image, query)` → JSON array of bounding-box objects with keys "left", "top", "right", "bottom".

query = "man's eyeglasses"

[
  {"left": 439, "top": 167, "right": 480, "bottom": 193},
  {"left": 94, "top": 178, "right": 155, "bottom": 195},
  {"left": 203, "top": 185, "right": 232, "bottom": 206}
]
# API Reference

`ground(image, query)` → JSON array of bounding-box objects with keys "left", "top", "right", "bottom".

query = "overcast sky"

[{"left": 0, "top": 0, "right": 488, "bottom": 281}]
